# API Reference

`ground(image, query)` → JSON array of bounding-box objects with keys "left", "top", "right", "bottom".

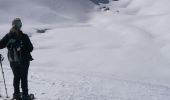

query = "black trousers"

[{"left": 10, "top": 61, "right": 30, "bottom": 95}]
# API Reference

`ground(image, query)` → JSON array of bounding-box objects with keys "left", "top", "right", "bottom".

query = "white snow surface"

[
  {"left": 1, "top": 0, "right": 170, "bottom": 100},
  {"left": 0, "top": 0, "right": 95, "bottom": 24}
]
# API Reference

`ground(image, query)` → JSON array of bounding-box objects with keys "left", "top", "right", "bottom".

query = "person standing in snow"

[{"left": 0, "top": 18, "right": 33, "bottom": 100}]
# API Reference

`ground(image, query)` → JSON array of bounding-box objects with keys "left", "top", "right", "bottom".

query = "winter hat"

[{"left": 12, "top": 18, "right": 22, "bottom": 30}]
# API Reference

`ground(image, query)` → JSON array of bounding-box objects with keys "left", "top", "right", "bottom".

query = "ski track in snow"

[
  {"left": 1, "top": 67, "right": 170, "bottom": 100},
  {"left": 0, "top": 65, "right": 170, "bottom": 100},
  {"left": 31, "top": 72, "right": 170, "bottom": 100},
  {"left": 19, "top": 72, "right": 170, "bottom": 100}
]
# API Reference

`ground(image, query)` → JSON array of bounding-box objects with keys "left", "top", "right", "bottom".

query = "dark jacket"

[{"left": 0, "top": 31, "right": 33, "bottom": 62}]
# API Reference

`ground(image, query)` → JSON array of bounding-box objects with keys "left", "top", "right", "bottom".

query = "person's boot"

[
  {"left": 11, "top": 93, "right": 22, "bottom": 100},
  {"left": 22, "top": 95, "right": 31, "bottom": 100}
]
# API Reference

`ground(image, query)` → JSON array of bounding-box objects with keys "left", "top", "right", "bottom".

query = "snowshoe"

[
  {"left": 22, "top": 94, "right": 35, "bottom": 100},
  {"left": 11, "top": 93, "right": 22, "bottom": 100},
  {"left": 29, "top": 94, "right": 35, "bottom": 100}
]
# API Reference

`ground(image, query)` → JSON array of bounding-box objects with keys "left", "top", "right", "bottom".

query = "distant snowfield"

[
  {"left": 1, "top": 0, "right": 170, "bottom": 100},
  {"left": 0, "top": 0, "right": 95, "bottom": 24}
]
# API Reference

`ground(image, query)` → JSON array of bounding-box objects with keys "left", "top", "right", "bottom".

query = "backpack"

[{"left": 7, "top": 38, "right": 22, "bottom": 62}]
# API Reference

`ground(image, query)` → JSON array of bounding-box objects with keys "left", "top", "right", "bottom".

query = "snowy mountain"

[
  {"left": 0, "top": 0, "right": 96, "bottom": 24},
  {"left": 1, "top": 0, "right": 170, "bottom": 100}
]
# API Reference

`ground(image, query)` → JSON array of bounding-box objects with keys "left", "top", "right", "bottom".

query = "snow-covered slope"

[
  {"left": 1, "top": 0, "right": 170, "bottom": 100},
  {"left": 101, "top": 0, "right": 170, "bottom": 15},
  {"left": 0, "top": 0, "right": 95, "bottom": 24},
  {"left": 127, "top": 0, "right": 170, "bottom": 15}
]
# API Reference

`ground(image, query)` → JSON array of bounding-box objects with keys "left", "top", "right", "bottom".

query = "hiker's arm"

[
  {"left": 27, "top": 35, "right": 33, "bottom": 52},
  {"left": 23, "top": 35, "right": 33, "bottom": 52},
  {"left": 0, "top": 34, "right": 9, "bottom": 49}
]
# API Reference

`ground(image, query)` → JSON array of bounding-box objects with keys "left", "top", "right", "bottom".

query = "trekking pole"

[{"left": 0, "top": 54, "right": 9, "bottom": 98}]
